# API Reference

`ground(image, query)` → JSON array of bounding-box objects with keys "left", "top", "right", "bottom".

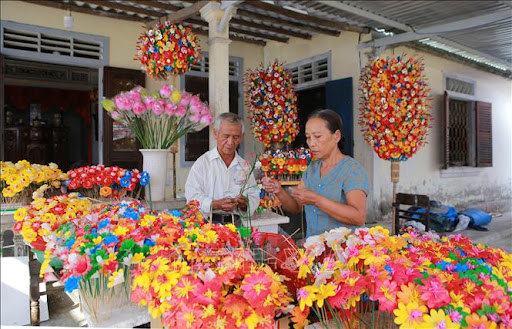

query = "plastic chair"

[{"left": 393, "top": 193, "right": 430, "bottom": 234}]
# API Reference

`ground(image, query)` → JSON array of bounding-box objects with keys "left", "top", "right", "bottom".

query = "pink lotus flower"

[
  {"left": 180, "top": 92, "right": 192, "bottom": 106},
  {"left": 176, "top": 105, "right": 187, "bottom": 117},
  {"left": 189, "top": 95, "right": 202, "bottom": 111},
  {"left": 128, "top": 90, "right": 142, "bottom": 102},
  {"left": 152, "top": 100, "right": 165, "bottom": 115},
  {"left": 159, "top": 84, "right": 171, "bottom": 98},
  {"left": 111, "top": 111, "right": 119, "bottom": 119},
  {"left": 114, "top": 95, "right": 125, "bottom": 110},
  {"left": 190, "top": 113, "right": 202, "bottom": 123},
  {"left": 133, "top": 102, "right": 146, "bottom": 115},
  {"left": 144, "top": 96, "right": 155, "bottom": 109},
  {"left": 165, "top": 103, "right": 177, "bottom": 115}
]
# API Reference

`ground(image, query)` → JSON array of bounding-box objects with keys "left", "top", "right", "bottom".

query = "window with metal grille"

[
  {"left": 444, "top": 92, "right": 492, "bottom": 168},
  {"left": 1, "top": 20, "right": 108, "bottom": 67},
  {"left": 286, "top": 52, "right": 331, "bottom": 90}
]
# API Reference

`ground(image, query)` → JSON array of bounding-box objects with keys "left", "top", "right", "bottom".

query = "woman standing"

[{"left": 262, "top": 109, "right": 369, "bottom": 237}]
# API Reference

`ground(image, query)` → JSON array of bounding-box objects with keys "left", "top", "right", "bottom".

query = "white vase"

[{"left": 139, "top": 149, "right": 168, "bottom": 202}]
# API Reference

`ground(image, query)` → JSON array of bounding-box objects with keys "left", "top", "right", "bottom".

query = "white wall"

[
  {"left": 373, "top": 46, "right": 512, "bottom": 216},
  {"left": 264, "top": 33, "right": 512, "bottom": 220}
]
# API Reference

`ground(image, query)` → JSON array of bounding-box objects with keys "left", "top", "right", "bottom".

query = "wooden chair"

[{"left": 393, "top": 193, "right": 430, "bottom": 234}]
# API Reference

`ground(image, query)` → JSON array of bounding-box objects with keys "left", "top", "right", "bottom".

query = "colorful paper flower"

[
  {"left": 135, "top": 21, "right": 201, "bottom": 80},
  {"left": 246, "top": 60, "right": 299, "bottom": 148},
  {"left": 359, "top": 55, "right": 432, "bottom": 161}
]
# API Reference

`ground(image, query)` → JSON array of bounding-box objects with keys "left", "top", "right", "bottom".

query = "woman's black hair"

[{"left": 307, "top": 109, "right": 345, "bottom": 152}]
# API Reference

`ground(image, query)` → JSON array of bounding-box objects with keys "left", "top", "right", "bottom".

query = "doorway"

[{"left": 2, "top": 58, "right": 98, "bottom": 171}]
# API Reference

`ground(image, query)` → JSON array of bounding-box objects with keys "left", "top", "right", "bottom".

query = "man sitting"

[{"left": 185, "top": 113, "right": 260, "bottom": 226}]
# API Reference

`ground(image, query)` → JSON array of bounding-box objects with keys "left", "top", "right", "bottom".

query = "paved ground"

[{"left": 38, "top": 211, "right": 512, "bottom": 327}]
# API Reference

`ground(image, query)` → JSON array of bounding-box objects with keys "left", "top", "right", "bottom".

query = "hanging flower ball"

[
  {"left": 359, "top": 54, "right": 432, "bottom": 161},
  {"left": 245, "top": 60, "right": 299, "bottom": 148},
  {"left": 135, "top": 21, "right": 201, "bottom": 80}
]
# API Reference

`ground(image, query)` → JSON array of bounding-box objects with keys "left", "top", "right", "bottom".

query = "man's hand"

[
  {"left": 234, "top": 195, "right": 248, "bottom": 211},
  {"left": 212, "top": 198, "right": 237, "bottom": 212}
]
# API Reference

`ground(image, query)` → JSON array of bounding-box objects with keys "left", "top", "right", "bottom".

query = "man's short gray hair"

[{"left": 214, "top": 112, "right": 244, "bottom": 134}]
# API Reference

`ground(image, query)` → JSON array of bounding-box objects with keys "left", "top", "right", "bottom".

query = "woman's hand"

[
  {"left": 290, "top": 184, "right": 320, "bottom": 205},
  {"left": 261, "top": 176, "right": 283, "bottom": 194}
]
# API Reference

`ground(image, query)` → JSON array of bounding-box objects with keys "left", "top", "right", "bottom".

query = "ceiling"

[{"left": 21, "top": 0, "right": 512, "bottom": 78}]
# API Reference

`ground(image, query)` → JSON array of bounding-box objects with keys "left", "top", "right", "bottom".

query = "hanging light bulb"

[{"left": 64, "top": 9, "right": 74, "bottom": 29}]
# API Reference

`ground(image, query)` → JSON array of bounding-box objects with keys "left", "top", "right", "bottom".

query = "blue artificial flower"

[
  {"left": 63, "top": 179, "right": 70, "bottom": 187},
  {"left": 437, "top": 261, "right": 450, "bottom": 271},
  {"left": 140, "top": 176, "right": 150, "bottom": 186},
  {"left": 98, "top": 219, "right": 110, "bottom": 229},
  {"left": 455, "top": 263, "right": 468, "bottom": 273},
  {"left": 171, "top": 210, "right": 182, "bottom": 217},
  {"left": 384, "top": 265, "right": 393, "bottom": 275},
  {"left": 144, "top": 239, "right": 155, "bottom": 247},
  {"left": 124, "top": 170, "right": 133, "bottom": 179},
  {"left": 103, "top": 234, "right": 118, "bottom": 245},
  {"left": 124, "top": 208, "right": 140, "bottom": 220},
  {"left": 120, "top": 177, "right": 130, "bottom": 188},
  {"left": 456, "top": 248, "right": 466, "bottom": 256},
  {"left": 64, "top": 275, "right": 80, "bottom": 293},
  {"left": 65, "top": 238, "right": 76, "bottom": 250}
]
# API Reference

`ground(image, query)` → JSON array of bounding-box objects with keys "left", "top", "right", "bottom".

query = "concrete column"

[{"left": 200, "top": 2, "right": 236, "bottom": 149}]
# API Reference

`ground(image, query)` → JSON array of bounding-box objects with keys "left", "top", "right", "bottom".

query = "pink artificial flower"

[
  {"left": 160, "top": 84, "right": 172, "bottom": 98},
  {"left": 165, "top": 103, "right": 177, "bottom": 115},
  {"left": 176, "top": 105, "right": 187, "bottom": 117},
  {"left": 189, "top": 95, "right": 202, "bottom": 112},
  {"left": 419, "top": 277, "right": 451, "bottom": 309},
  {"left": 114, "top": 95, "right": 124, "bottom": 109},
  {"left": 200, "top": 114, "right": 213, "bottom": 125},
  {"left": 144, "top": 96, "right": 155, "bottom": 109},
  {"left": 175, "top": 304, "right": 203, "bottom": 329},
  {"left": 74, "top": 256, "right": 92, "bottom": 276},
  {"left": 190, "top": 113, "right": 202, "bottom": 123},
  {"left": 152, "top": 100, "right": 165, "bottom": 115},
  {"left": 180, "top": 92, "right": 192, "bottom": 106},
  {"left": 192, "top": 280, "right": 222, "bottom": 305},
  {"left": 131, "top": 287, "right": 148, "bottom": 304},
  {"left": 128, "top": 90, "right": 142, "bottom": 102},
  {"left": 241, "top": 271, "right": 272, "bottom": 304},
  {"left": 132, "top": 102, "right": 146, "bottom": 115}
]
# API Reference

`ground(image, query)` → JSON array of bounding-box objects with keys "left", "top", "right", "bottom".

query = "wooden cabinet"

[{"left": 3, "top": 126, "right": 68, "bottom": 168}]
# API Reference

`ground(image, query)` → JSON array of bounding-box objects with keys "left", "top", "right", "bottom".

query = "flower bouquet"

[
  {"left": 101, "top": 84, "right": 213, "bottom": 150},
  {"left": 246, "top": 60, "right": 299, "bottom": 148},
  {"left": 291, "top": 226, "right": 512, "bottom": 329},
  {"left": 102, "top": 84, "right": 213, "bottom": 201},
  {"left": 65, "top": 165, "right": 149, "bottom": 201},
  {"left": 1, "top": 160, "right": 68, "bottom": 206},
  {"left": 136, "top": 21, "right": 201, "bottom": 80}
]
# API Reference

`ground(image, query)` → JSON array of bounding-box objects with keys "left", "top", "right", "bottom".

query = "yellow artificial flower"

[
  {"left": 316, "top": 283, "right": 336, "bottom": 308},
  {"left": 14, "top": 207, "right": 28, "bottom": 221},
  {"left": 299, "top": 286, "right": 319, "bottom": 311},
  {"left": 420, "top": 309, "right": 460, "bottom": 329},
  {"left": 393, "top": 302, "right": 427, "bottom": 329}
]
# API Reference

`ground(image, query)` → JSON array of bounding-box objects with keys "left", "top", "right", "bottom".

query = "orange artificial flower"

[{"left": 100, "top": 186, "right": 112, "bottom": 197}]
